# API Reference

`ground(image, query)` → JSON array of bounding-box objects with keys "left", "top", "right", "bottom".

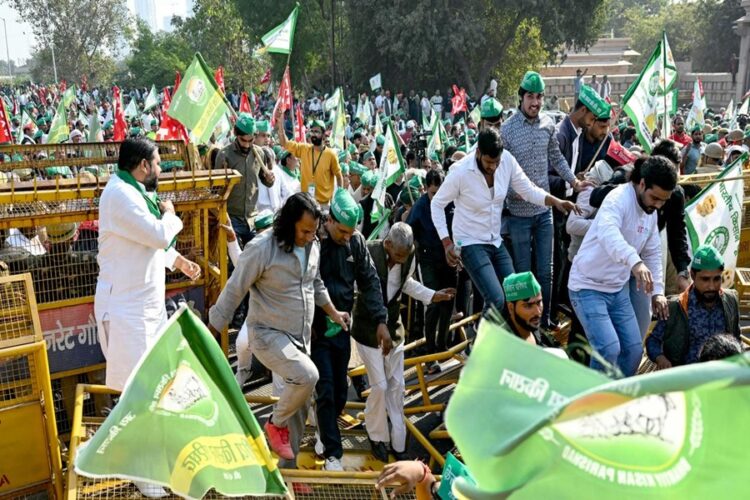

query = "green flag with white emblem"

[
  {"left": 446, "top": 319, "right": 750, "bottom": 498},
  {"left": 47, "top": 100, "right": 69, "bottom": 144},
  {"left": 74, "top": 306, "right": 287, "bottom": 499},
  {"left": 371, "top": 123, "right": 405, "bottom": 222},
  {"left": 144, "top": 85, "right": 159, "bottom": 112}
]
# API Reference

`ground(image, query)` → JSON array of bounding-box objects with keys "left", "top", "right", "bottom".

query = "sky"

[{"left": 2, "top": 0, "right": 190, "bottom": 67}]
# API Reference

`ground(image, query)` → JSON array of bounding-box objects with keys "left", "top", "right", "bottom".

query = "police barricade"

[
  {"left": 65, "top": 384, "right": 419, "bottom": 500},
  {"left": 0, "top": 141, "right": 240, "bottom": 438},
  {"left": 0, "top": 274, "right": 64, "bottom": 499}
]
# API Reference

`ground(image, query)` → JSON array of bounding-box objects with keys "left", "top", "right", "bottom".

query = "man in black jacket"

[{"left": 311, "top": 188, "right": 389, "bottom": 471}]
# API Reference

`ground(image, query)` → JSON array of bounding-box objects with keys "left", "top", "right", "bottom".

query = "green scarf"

[
  {"left": 281, "top": 164, "right": 301, "bottom": 180},
  {"left": 115, "top": 169, "right": 176, "bottom": 249}
]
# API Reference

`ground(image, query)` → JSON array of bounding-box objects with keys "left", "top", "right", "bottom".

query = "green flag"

[
  {"left": 422, "top": 107, "right": 432, "bottom": 131},
  {"left": 167, "top": 53, "right": 236, "bottom": 145},
  {"left": 88, "top": 113, "right": 102, "bottom": 142},
  {"left": 469, "top": 104, "right": 481, "bottom": 126},
  {"left": 47, "top": 100, "right": 69, "bottom": 144},
  {"left": 144, "top": 85, "right": 159, "bottom": 112},
  {"left": 684, "top": 152, "right": 746, "bottom": 286},
  {"left": 427, "top": 112, "right": 448, "bottom": 160},
  {"left": 74, "top": 306, "right": 287, "bottom": 499},
  {"left": 77, "top": 111, "right": 89, "bottom": 127},
  {"left": 259, "top": 3, "right": 299, "bottom": 55},
  {"left": 125, "top": 98, "right": 139, "bottom": 120},
  {"left": 374, "top": 111, "right": 383, "bottom": 136},
  {"left": 446, "top": 319, "right": 750, "bottom": 497},
  {"left": 621, "top": 32, "right": 678, "bottom": 153},
  {"left": 371, "top": 123, "right": 405, "bottom": 222},
  {"left": 62, "top": 84, "right": 77, "bottom": 108},
  {"left": 16, "top": 109, "right": 38, "bottom": 143},
  {"left": 738, "top": 96, "right": 749, "bottom": 116},
  {"left": 331, "top": 87, "right": 346, "bottom": 150}
]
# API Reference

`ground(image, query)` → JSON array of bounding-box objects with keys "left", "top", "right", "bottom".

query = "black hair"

[
  {"left": 573, "top": 99, "right": 588, "bottom": 112},
  {"left": 651, "top": 139, "right": 680, "bottom": 165},
  {"left": 352, "top": 132, "right": 363, "bottom": 142},
  {"left": 273, "top": 192, "right": 322, "bottom": 253},
  {"left": 621, "top": 127, "right": 637, "bottom": 143},
  {"left": 476, "top": 128, "right": 504, "bottom": 158},
  {"left": 445, "top": 145, "right": 457, "bottom": 159},
  {"left": 442, "top": 158, "right": 455, "bottom": 171},
  {"left": 629, "top": 156, "right": 647, "bottom": 184},
  {"left": 639, "top": 155, "right": 677, "bottom": 191},
  {"left": 405, "top": 150, "right": 416, "bottom": 163},
  {"left": 425, "top": 168, "right": 444, "bottom": 188},
  {"left": 118, "top": 138, "right": 157, "bottom": 172},
  {"left": 698, "top": 334, "right": 742, "bottom": 362}
]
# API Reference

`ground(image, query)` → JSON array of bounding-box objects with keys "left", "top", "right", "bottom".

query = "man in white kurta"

[{"left": 95, "top": 139, "right": 196, "bottom": 391}]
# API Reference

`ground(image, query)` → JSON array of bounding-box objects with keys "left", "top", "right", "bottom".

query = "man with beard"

[
  {"left": 569, "top": 155, "right": 675, "bottom": 376},
  {"left": 275, "top": 107, "right": 343, "bottom": 208},
  {"left": 95, "top": 138, "right": 201, "bottom": 497},
  {"left": 646, "top": 245, "right": 740, "bottom": 369},
  {"left": 214, "top": 113, "right": 276, "bottom": 246},
  {"left": 501, "top": 272, "right": 547, "bottom": 345},
  {"left": 668, "top": 115, "right": 691, "bottom": 147},
  {"left": 679, "top": 125, "right": 705, "bottom": 175}
]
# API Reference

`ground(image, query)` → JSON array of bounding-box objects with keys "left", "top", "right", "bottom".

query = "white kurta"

[
  {"left": 95, "top": 174, "right": 183, "bottom": 390},
  {"left": 257, "top": 164, "right": 292, "bottom": 213}
]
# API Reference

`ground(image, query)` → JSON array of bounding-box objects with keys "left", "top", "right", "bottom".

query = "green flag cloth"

[
  {"left": 621, "top": 32, "right": 678, "bottom": 154},
  {"left": 77, "top": 111, "right": 89, "bottom": 127},
  {"left": 366, "top": 208, "right": 392, "bottom": 241},
  {"left": 446, "top": 319, "right": 750, "bottom": 498},
  {"left": 62, "top": 84, "right": 77, "bottom": 108},
  {"left": 125, "top": 98, "right": 139, "bottom": 120},
  {"left": 47, "top": 100, "right": 69, "bottom": 144},
  {"left": 470, "top": 104, "right": 482, "bottom": 125},
  {"left": 168, "top": 53, "right": 236, "bottom": 145},
  {"left": 684, "top": 152, "right": 746, "bottom": 286},
  {"left": 427, "top": 112, "right": 448, "bottom": 161},
  {"left": 371, "top": 123, "right": 405, "bottom": 222},
  {"left": 331, "top": 87, "right": 346, "bottom": 150},
  {"left": 16, "top": 109, "right": 38, "bottom": 143},
  {"left": 144, "top": 85, "right": 159, "bottom": 112},
  {"left": 74, "top": 306, "right": 287, "bottom": 499},
  {"left": 87, "top": 113, "right": 102, "bottom": 144},
  {"left": 259, "top": 3, "right": 299, "bottom": 55},
  {"left": 738, "top": 96, "right": 749, "bottom": 116}
]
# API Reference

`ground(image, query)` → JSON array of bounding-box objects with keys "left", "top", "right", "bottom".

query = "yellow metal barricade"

[{"left": 0, "top": 274, "right": 63, "bottom": 499}]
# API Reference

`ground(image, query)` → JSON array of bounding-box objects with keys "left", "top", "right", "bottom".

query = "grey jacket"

[
  {"left": 214, "top": 142, "right": 273, "bottom": 220},
  {"left": 208, "top": 230, "right": 331, "bottom": 352}
]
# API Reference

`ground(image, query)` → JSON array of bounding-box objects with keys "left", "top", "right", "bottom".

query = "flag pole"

[{"left": 662, "top": 31, "right": 669, "bottom": 139}]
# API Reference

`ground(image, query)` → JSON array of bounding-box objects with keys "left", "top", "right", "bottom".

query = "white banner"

[{"left": 369, "top": 73, "right": 382, "bottom": 92}]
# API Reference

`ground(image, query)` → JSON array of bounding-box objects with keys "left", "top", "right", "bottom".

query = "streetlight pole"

[{"left": 0, "top": 17, "right": 11, "bottom": 80}]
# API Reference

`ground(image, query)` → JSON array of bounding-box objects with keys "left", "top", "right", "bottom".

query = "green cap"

[
  {"left": 310, "top": 119, "right": 326, "bottom": 131},
  {"left": 520, "top": 71, "right": 545, "bottom": 93},
  {"left": 36, "top": 116, "right": 48, "bottom": 125},
  {"left": 103, "top": 120, "right": 113, "bottom": 131},
  {"left": 429, "top": 151, "right": 440, "bottom": 161},
  {"left": 330, "top": 187, "right": 362, "bottom": 227},
  {"left": 236, "top": 113, "right": 255, "bottom": 135},
  {"left": 362, "top": 151, "right": 374, "bottom": 161},
  {"left": 273, "top": 145, "right": 283, "bottom": 158},
  {"left": 376, "top": 135, "right": 386, "bottom": 146},
  {"left": 337, "top": 149, "right": 348, "bottom": 163},
  {"left": 690, "top": 124, "right": 702, "bottom": 134},
  {"left": 480, "top": 98, "right": 503, "bottom": 119},
  {"left": 33, "top": 130, "right": 43, "bottom": 140},
  {"left": 349, "top": 161, "right": 367, "bottom": 177},
  {"left": 399, "top": 187, "right": 420, "bottom": 205},
  {"left": 129, "top": 126, "right": 142, "bottom": 136},
  {"left": 578, "top": 85, "right": 611, "bottom": 119},
  {"left": 254, "top": 209, "right": 274, "bottom": 230},
  {"left": 443, "top": 119, "right": 452, "bottom": 128},
  {"left": 503, "top": 271, "right": 542, "bottom": 303},
  {"left": 150, "top": 119, "right": 158, "bottom": 126},
  {"left": 407, "top": 175, "right": 423, "bottom": 190},
  {"left": 255, "top": 119, "right": 270, "bottom": 133},
  {"left": 361, "top": 170, "right": 378, "bottom": 188},
  {"left": 691, "top": 245, "right": 724, "bottom": 271},
  {"left": 704, "top": 133, "right": 718, "bottom": 144},
  {"left": 348, "top": 143, "right": 357, "bottom": 155},
  {"left": 340, "top": 161, "right": 350, "bottom": 175}
]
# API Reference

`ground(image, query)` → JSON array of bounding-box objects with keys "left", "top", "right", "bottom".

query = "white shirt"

[
  {"left": 257, "top": 164, "right": 292, "bottom": 213},
  {"left": 348, "top": 183, "right": 362, "bottom": 202},
  {"left": 387, "top": 258, "right": 434, "bottom": 304},
  {"left": 431, "top": 150, "right": 548, "bottom": 248},
  {"left": 141, "top": 112, "right": 154, "bottom": 131},
  {"left": 278, "top": 167, "right": 301, "bottom": 202},
  {"left": 569, "top": 183, "right": 663, "bottom": 295}
]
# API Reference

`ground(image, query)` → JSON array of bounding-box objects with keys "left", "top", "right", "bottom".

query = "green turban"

[
  {"left": 407, "top": 175, "right": 424, "bottom": 190},
  {"left": 310, "top": 119, "right": 326, "bottom": 131},
  {"left": 340, "top": 161, "right": 350, "bottom": 175},
  {"left": 361, "top": 170, "right": 378, "bottom": 188},
  {"left": 150, "top": 119, "right": 158, "bottom": 126},
  {"left": 480, "top": 98, "right": 503, "bottom": 119},
  {"left": 273, "top": 144, "right": 283, "bottom": 158},
  {"left": 337, "top": 149, "right": 348, "bottom": 163},
  {"left": 33, "top": 130, "right": 43, "bottom": 140},
  {"left": 235, "top": 113, "right": 255, "bottom": 135},
  {"left": 330, "top": 187, "right": 362, "bottom": 228},
  {"left": 399, "top": 187, "right": 420, "bottom": 205},
  {"left": 129, "top": 126, "right": 142, "bottom": 137},
  {"left": 254, "top": 209, "right": 274, "bottom": 230},
  {"left": 704, "top": 133, "right": 718, "bottom": 144},
  {"left": 443, "top": 119, "right": 452, "bottom": 128},
  {"left": 348, "top": 143, "right": 357, "bottom": 155},
  {"left": 503, "top": 271, "right": 542, "bottom": 303},
  {"left": 520, "top": 71, "right": 545, "bottom": 93},
  {"left": 362, "top": 151, "right": 374, "bottom": 161},
  {"left": 690, "top": 124, "right": 702, "bottom": 134},
  {"left": 349, "top": 161, "right": 368, "bottom": 177},
  {"left": 376, "top": 135, "right": 386, "bottom": 146},
  {"left": 255, "top": 119, "right": 270, "bottom": 134},
  {"left": 578, "top": 85, "right": 611, "bottom": 119},
  {"left": 691, "top": 245, "right": 724, "bottom": 271}
]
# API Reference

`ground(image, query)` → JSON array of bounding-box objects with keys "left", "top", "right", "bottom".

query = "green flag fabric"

[
  {"left": 684, "top": 152, "right": 746, "bottom": 286},
  {"left": 446, "top": 319, "right": 750, "bottom": 498},
  {"left": 427, "top": 112, "right": 448, "bottom": 160},
  {"left": 74, "top": 306, "right": 287, "bottom": 499},
  {"left": 167, "top": 53, "right": 236, "bottom": 145},
  {"left": 621, "top": 32, "right": 678, "bottom": 154},
  {"left": 47, "top": 100, "right": 70, "bottom": 144},
  {"left": 62, "top": 84, "right": 77, "bottom": 109},
  {"left": 685, "top": 80, "right": 706, "bottom": 131},
  {"left": 125, "top": 98, "right": 139, "bottom": 120},
  {"left": 738, "top": 96, "right": 749, "bottom": 116},
  {"left": 16, "top": 109, "right": 38, "bottom": 143},
  {"left": 371, "top": 123, "right": 405, "bottom": 222},
  {"left": 144, "top": 85, "right": 159, "bottom": 112},
  {"left": 260, "top": 3, "right": 299, "bottom": 55},
  {"left": 330, "top": 87, "right": 346, "bottom": 150},
  {"left": 469, "top": 104, "right": 481, "bottom": 126},
  {"left": 88, "top": 113, "right": 102, "bottom": 143}
]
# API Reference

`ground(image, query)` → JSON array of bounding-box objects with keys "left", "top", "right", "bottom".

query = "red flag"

[
  {"left": 451, "top": 84, "right": 468, "bottom": 115},
  {"left": 295, "top": 105, "right": 306, "bottom": 143},
  {"left": 60, "top": 80, "right": 67, "bottom": 93},
  {"left": 112, "top": 86, "right": 127, "bottom": 142},
  {"left": 606, "top": 140, "right": 637, "bottom": 166},
  {"left": 259, "top": 68, "right": 271, "bottom": 86},
  {"left": 214, "top": 66, "right": 225, "bottom": 93},
  {"left": 239, "top": 92, "right": 251, "bottom": 113},
  {"left": 271, "top": 65, "right": 293, "bottom": 127},
  {"left": 81, "top": 75, "right": 88, "bottom": 92},
  {"left": 157, "top": 87, "right": 190, "bottom": 143},
  {"left": 0, "top": 97, "right": 13, "bottom": 143}
]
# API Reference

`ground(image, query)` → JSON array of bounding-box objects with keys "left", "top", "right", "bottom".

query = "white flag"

[
  {"left": 124, "top": 98, "right": 138, "bottom": 120},
  {"left": 369, "top": 73, "right": 382, "bottom": 92},
  {"left": 324, "top": 88, "right": 341, "bottom": 114},
  {"left": 143, "top": 85, "right": 159, "bottom": 112},
  {"left": 260, "top": 5, "right": 299, "bottom": 55},
  {"left": 371, "top": 123, "right": 405, "bottom": 223},
  {"left": 685, "top": 80, "right": 705, "bottom": 131},
  {"left": 685, "top": 153, "right": 746, "bottom": 287}
]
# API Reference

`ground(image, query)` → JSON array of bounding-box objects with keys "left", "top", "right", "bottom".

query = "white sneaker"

[
  {"left": 314, "top": 432, "right": 325, "bottom": 456},
  {"left": 133, "top": 480, "right": 167, "bottom": 498},
  {"left": 235, "top": 367, "right": 251, "bottom": 387},
  {"left": 323, "top": 456, "right": 344, "bottom": 471}
]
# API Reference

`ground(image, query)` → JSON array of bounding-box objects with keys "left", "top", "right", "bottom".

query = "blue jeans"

[
  {"left": 507, "top": 211, "right": 554, "bottom": 328},
  {"left": 569, "top": 286, "right": 643, "bottom": 377},
  {"left": 629, "top": 275, "right": 653, "bottom": 339},
  {"left": 461, "top": 244, "right": 515, "bottom": 316},
  {"left": 229, "top": 215, "right": 256, "bottom": 248}
]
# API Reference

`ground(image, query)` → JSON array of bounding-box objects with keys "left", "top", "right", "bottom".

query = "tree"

[
  {"left": 691, "top": 0, "right": 744, "bottom": 73},
  {"left": 4, "top": 0, "right": 131, "bottom": 85},
  {"left": 126, "top": 20, "right": 191, "bottom": 88}
]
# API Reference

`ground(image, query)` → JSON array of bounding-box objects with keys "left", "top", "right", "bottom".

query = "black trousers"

[
  {"left": 311, "top": 332, "right": 351, "bottom": 459},
  {"left": 419, "top": 251, "right": 456, "bottom": 353}
]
